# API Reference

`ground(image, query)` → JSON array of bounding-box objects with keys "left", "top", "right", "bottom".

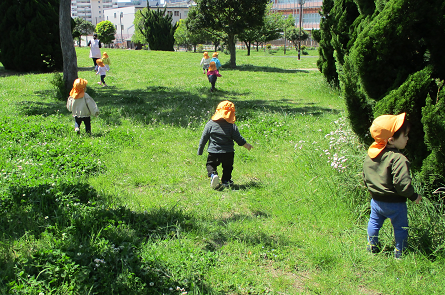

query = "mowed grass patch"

[{"left": 0, "top": 48, "right": 443, "bottom": 294}]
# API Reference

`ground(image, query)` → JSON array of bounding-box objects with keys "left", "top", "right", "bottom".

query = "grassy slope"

[{"left": 0, "top": 48, "right": 443, "bottom": 294}]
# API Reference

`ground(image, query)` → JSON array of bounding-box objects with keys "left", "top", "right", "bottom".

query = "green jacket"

[{"left": 363, "top": 148, "right": 418, "bottom": 203}]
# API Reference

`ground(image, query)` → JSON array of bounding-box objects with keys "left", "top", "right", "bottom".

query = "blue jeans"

[{"left": 367, "top": 199, "right": 408, "bottom": 251}]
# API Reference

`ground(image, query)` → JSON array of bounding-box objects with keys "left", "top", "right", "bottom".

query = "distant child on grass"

[
  {"left": 207, "top": 61, "right": 221, "bottom": 92},
  {"left": 200, "top": 51, "right": 211, "bottom": 74},
  {"left": 198, "top": 100, "right": 253, "bottom": 189},
  {"left": 102, "top": 52, "right": 111, "bottom": 71},
  {"left": 363, "top": 113, "right": 421, "bottom": 259},
  {"left": 95, "top": 59, "right": 108, "bottom": 87},
  {"left": 211, "top": 52, "right": 222, "bottom": 70},
  {"left": 67, "top": 78, "right": 99, "bottom": 135}
]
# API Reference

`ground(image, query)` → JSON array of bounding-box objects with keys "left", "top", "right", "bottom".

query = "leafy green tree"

[
  {"left": 138, "top": 8, "right": 178, "bottom": 51},
  {"left": 175, "top": 19, "right": 208, "bottom": 52},
  {"left": 0, "top": 0, "right": 62, "bottom": 72},
  {"left": 73, "top": 17, "right": 95, "bottom": 47},
  {"left": 238, "top": 4, "right": 284, "bottom": 56},
  {"left": 285, "top": 27, "right": 309, "bottom": 52},
  {"left": 132, "top": 10, "right": 146, "bottom": 45},
  {"left": 187, "top": 0, "right": 269, "bottom": 67},
  {"left": 95, "top": 20, "right": 116, "bottom": 45}
]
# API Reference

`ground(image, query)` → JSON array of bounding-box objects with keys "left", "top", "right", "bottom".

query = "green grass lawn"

[{"left": 0, "top": 48, "right": 444, "bottom": 294}]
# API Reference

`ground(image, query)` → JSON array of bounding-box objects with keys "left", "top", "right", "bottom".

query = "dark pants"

[
  {"left": 92, "top": 58, "right": 99, "bottom": 67},
  {"left": 206, "top": 152, "right": 234, "bottom": 182},
  {"left": 100, "top": 75, "right": 106, "bottom": 84},
  {"left": 208, "top": 75, "right": 217, "bottom": 90},
  {"left": 74, "top": 116, "right": 91, "bottom": 134}
]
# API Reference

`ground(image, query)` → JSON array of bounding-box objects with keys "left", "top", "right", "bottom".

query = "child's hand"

[
  {"left": 243, "top": 143, "right": 253, "bottom": 151},
  {"left": 415, "top": 195, "right": 422, "bottom": 204}
]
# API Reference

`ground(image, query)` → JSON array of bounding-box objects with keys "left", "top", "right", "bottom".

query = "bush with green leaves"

[
  {"left": 138, "top": 8, "right": 178, "bottom": 51},
  {"left": 95, "top": 20, "right": 116, "bottom": 45},
  {"left": 0, "top": 0, "right": 62, "bottom": 72},
  {"left": 318, "top": 0, "right": 445, "bottom": 195}
]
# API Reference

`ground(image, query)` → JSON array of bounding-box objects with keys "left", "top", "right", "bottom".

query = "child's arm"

[{"left": 243, "top": 143, "right": 253, "bottom": 151}]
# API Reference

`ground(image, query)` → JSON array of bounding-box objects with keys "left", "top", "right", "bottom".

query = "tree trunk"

[
  {"left": 228, "top": 33, "right": 236, "bottom": 68},
  {"left": 244, "top": 41, "right": 251, "bottom": 56},
  {"left": 59, "top": 0, "right": 78, "bottom": 94}
]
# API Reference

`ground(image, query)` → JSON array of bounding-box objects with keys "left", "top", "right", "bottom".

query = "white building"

[
  {"left": 103, "top": 1, "right": 195, "bottom": 46},
  {"left": 71, "top": 0, "right": 116, "bottom": 25}
]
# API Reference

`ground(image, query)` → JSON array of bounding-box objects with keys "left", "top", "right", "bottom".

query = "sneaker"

[
  {"left": 210, "top": 174, "right": 220, "bottom": 189},
  {"left": 366, "top": 244, "right": 380, "bottom": 254},
  {"left": 97, "top": 82, "right": 102, "bottom": 85},
  {"left": 75, "top": 127, "right": 80, "bottom": 134},
  {"left": 221, "top": 180, "right": 234, "bottom": 187},
  {"left": 394, "top": 249, "right": 402, "bottom": 259}
]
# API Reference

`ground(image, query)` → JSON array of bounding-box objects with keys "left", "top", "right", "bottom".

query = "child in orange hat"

[
  {"left": 102, "top": 52, "right": 111, "bottom": 71},
  {"left": 198, "top": 100, "right": 253, "bottom": 189},
  {"left": 363, "top": 113, "right": 421, "bottom": 259},
  {"left": 207, "top": 61, "right": 222, "bottom": 92},
  {"left": 67, "top": 78, "right": 99, "bottom": 134},
  {"left": 200, "top": 51, "right": 211, "bottom": 74},
  {"left": 210, "top": 52, "right": 221, "bottom": 70},
  {"left": 95, "top": 59, "right": 108, "bottom": 87}
]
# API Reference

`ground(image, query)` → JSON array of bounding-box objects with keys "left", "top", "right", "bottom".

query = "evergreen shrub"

[{"left": 0, "top": 0, "right": 62, "bottom": 72}]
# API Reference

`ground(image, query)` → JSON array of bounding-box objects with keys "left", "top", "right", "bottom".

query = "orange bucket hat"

[
  {"left": 368, "top": 113, "right": 406, "bottom": 158},
  {"left": 102, "top": 52, "right": 108, "bottom": 58},
  {"left": 208, "top": 61, "right": 217, "bottom": 72},
  {"left": 96, "top": 59, "right": 105, "bottom": 67},
  {"left": 212, "top": 52, "right": 219, "bottom": 57},
  {"left": 203, "top": 51, "right": 209, "bottom": 58},
  {"left": 212, "top": 100, "right": 236, "bottom": 124},
  {"left": 69, "top": 78, "right": 88, "bottom": 99}
]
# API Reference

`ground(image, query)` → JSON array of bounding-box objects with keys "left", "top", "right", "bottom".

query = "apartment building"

[
  {"left": 71, "top": 0, "right": 116, "bottom": 25},
  {"left": 272, "top": 0, "right": 322, "bottom": 29}
]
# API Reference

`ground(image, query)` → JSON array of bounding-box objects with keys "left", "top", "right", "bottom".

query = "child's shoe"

[
  {"left": 221, "top": 180, "right": 234, "bottom": 187},
  {"left": 75, "top": 127, "right": 80, "bottom": 134},
  {"left": 210, "top": 173, "right": 220, "bottom": 189},
  {"left": 366, "top": 244, "right": 380, "bottom": 254},
  {"left": 102, "top": 84, "right": 107, "bottom": 87},
  {"left": 97, "top": 82, "right": 102, "bottom": 85},
  {"left": 394, "top": 249, "right": 402, "bottom": 259}
]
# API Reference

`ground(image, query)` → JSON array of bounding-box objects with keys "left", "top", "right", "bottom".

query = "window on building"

[
  {"left": 115, "top": 25, "right": 117, "bottom": 30},
  {"left": 121, "top": 25, "right": 124, "bottom": 30},
  {"left": 114, "top": 13, "right": 117, "bottom": 18},
  {"left": 174, "top": 11, "right": 179, "bottom": 16},
  {"left": 167, "top": 11, "right": 173, "bottom": 16}
]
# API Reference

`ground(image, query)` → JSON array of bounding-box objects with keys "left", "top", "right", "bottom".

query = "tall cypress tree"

[
  {"left": 0, "top": 0, "right": 62, "bottom": 72},
  {"left": 139, "top": 8, "right": 178, "bottom": 51},
  {"left": 318, "top": 0, "right": 445, "bottom": 194}
]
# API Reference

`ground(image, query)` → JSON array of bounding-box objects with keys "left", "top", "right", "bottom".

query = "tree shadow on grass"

[
  {"left": 22, "top": 84, "right": 340, "bottom": 129},
  {"left": 222, "top": 64, "right": 311, "bottom": 74},
  {"left": 0, "top": 181, "right": 216, "bottom": 294},
  {"left": 0, "top": 178, "right": 305, "bottom": 293}
]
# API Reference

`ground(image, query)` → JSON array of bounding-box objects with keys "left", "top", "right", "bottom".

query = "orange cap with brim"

[
  {"left": 208, "top": 61, "right": 217, "bottom": 72},
  {"left": 203, "top": 51, "right": 209, "bottom": 58},
  {"left": 212, "top": 52, "right": 218, "bottom": 57},
  {"left": 103, "top": 52, "right": 108, "bottom": 58},
  {"left": 96, "top": 59, "right": 105, "bottom": 67},
  {"left": 212, "top": 100, "right": 236, "bottom": 124},
  {"left": 368, "top": 113, "right": 406, "bottom": 158},
  {"left": 69, "top": 78, "right": 88, "bottom": 99}
]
